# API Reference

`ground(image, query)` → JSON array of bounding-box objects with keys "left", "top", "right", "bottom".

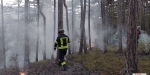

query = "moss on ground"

[
  {"left": 28, "top": 45, "right": 150, "bottom": 75},
  {"left": 73, "top": 48, "right": 150, "bottom": 75}
]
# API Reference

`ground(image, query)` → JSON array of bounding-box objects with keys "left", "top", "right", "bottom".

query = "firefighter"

[
  {"left": 54, "top": 29, "right": 70, "bottom": 71},
  {"left": 136, "top": 26, "right": 141, "bottom": 46}
]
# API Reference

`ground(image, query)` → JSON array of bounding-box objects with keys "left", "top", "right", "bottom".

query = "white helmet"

[{"left": 137, "top": 26, "right": 141, "bottom": 29}]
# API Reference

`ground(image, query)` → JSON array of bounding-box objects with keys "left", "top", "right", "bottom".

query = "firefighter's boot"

[
  {"left": 62, "top": 64, "right": 67, "bottom": 71},
  {"left": 61, "top": 61, "right": 67, "bottom": 71}
]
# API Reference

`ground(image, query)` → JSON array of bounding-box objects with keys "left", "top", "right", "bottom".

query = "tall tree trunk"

[
  {"left": 64, "top": 0, "right": 71, "bottom": 55},
  {"left": 1, "top": 0, "right": 6, "bottom": 69},
  {"left": 83, "top": 0, "right": 87, "bottom": 53},
  {"left": 97, "top": 0, "right": 102, "bottom": 49},
  {"left": 112, "top": 1, "right": 115, "bottom": 44},
  {"left": 72, "top": 0, "right": 75, "bottom": 53},
  {"left": 125, "top": 0, "right": 138, "bottom": 73},
  {"left": 16, "top": 0, "right": 21, "bottom": 69},
  {"left": 117, "top": 0, "right": 123, "bottom": 52},
  {"left": 79, "top": 0, "right": 84, "bottom": 54},
  {"left": 88, "top": 0, "right": 91, "bottom": 51},
  {"left": 56, "top": 0, "right": 64, "bottom": 62},
  {"left": 110, "top": 1, "right": 114, "bottom": 45},
  {"left": 52, "top": 0, "right": 56, "bottom": 58},
  {"left": 107, "top": 5, "right": 111, "bottom": 45},
  {"left": 145, "top": 0, "right": 149, "bottom": 34},
  {"left": 17, "top": 0, "right": 20, "bottom": 42},
  {"left": 36, "top": 0, "right": 39, "bottom": 62},
  {"left": 142, "top": 0, "right": 145, "bottom": 30},
  {"left": 111, "top": 1, "right": 114, "bottom": 28},
  {"left": 101, "top": 0, "right": 107, "bottom": 53},
  {"left": 138, "top": 0, "right": 142, "bottom": 28},
  {"left": 37, "top": 0, "right": 47, "bottom": 60},
  {"left": 79, "top": 0, "right": 87, "bottom": 53},
  {"left": 105, "top": 3, "right": 109, "bottom": 46},
  {"left": 17, "top": 0, "right": 20, "bottom": 69},
  {"left": 148, "top": 0, "right": 150, "bottom": 35},
  {"left": 58, "top": 0, "right": 63, "bottom": 29},
  {"left": 122, "top": 0, "right": 126, "bottom": 33},
  {"left": 24, "top": 0, "right": 30, "bottom": 74}
]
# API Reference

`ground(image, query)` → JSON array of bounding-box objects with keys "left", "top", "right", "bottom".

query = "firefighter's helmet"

[
  {"left": 137, "top": 26, "right": 141, "bottom": 29},
  {"left": 58, "top": 29, "right": 64, "bottom": 33}
]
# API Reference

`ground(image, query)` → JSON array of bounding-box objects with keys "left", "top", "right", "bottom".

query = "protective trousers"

[
  {"left": 58, "top": 49, "right": 67, "bottom": 71},
  {"left": 137, "top": 36, "right": 139, "bottom": 47}
]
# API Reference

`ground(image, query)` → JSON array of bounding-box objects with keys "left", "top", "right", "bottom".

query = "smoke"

[
  {"left": 139, "top": 30, "right": 150, "bottom": 51},
  {"left": 0, "top": 0, "right": 58, "bottom": 69},
  {"left": 1, "top": 0, "right": 149, "bottom": 70}
]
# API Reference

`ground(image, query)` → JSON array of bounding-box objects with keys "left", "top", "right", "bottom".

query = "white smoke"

[{"left": 139, "top": 30, "right": 150, "bottom": 51}]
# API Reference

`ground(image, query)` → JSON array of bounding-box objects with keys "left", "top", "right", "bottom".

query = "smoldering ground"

[{"left": 1, "top": 0, "right": 150, "bottom": 70}]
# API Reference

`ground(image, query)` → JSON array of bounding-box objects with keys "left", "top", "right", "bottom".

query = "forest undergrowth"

[{"left": 1, "top": 44, "right": 150, "bottom": 75}]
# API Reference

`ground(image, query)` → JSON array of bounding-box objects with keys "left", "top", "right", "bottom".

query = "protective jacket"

[{"left": 54, "top": 34, "right": 70, "bottom": 50}]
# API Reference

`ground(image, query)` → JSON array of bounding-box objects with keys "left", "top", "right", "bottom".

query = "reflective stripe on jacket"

[{"left": 54, "top": 34, "right": 70, "bottom": 50}]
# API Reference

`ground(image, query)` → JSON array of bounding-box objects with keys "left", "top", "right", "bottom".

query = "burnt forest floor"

[{"left": 1, "top": 46, "right": 150, "bottom": 75}]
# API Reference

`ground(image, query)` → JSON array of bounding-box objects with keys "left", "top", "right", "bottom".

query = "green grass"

[
  {"left": 73, "top": 48, "right": 150, "bottom": 75},
  {"left": 28, "top": 44, "right": 150, "bottom": 75},
  {"left": 138, "top": 56, "right": 150, "bottom": 74}
]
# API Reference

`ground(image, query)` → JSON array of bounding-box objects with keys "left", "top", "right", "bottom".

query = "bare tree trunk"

[
  {"left": 36, "top": 0, "right": 40, "bottom": 62},
  {"left": 58, "top": 0, "right": 63, "bottom": 29},
  {"left": 145, "top": 0, "right": 149, "bottom": 34},
  {"left": 72, "top": 0, "right": 75, "bottom": 53},
  {"left": 107, "top": 5, "right": 110, "bottom": 45},
  {"left": 64, "top": 0, "right": 71, "bottom": 55},
  {"left": 79, "top": 0, "right": 87, "bottom": 53},
  {"left": 16, "top": 0, "right": 21, "bottom": 69},
  {"left": 41, "top": 12, "right": 46, "bottom": 60},
  {"left": 105, "top": 3, "right": 109, "bottom": 46},
  {"left": 37, "top": 0, "right": 47, "bottom": 60},
  {"left": 24, "top": 0, "right": 30, "bottom": 74},
  {"left": 52, "top": 0, "right": 56, "bottom": 58},
  {"left": 110, "top": 1, "right": 114, "bottom": 45},
  {"left": 138, "top": 0, "right": 142, "bottom": 27},
  {"left": 122, "top": 0, "right": 126, "bottom": 33},
  {"left": 111, "top": 1, "right": 114, "bottom": 28},
  {"left": 79, "top": 0, "right": 84, "bottom": 54},
  {"left": 17, "top": 0, "right": 20, "bottom": 42},
  {"left": 88, "top": 0, "right": 91, "bottom": 51},
  {"left": 117, "top": 0, "right": 123, "bottom": 52},
  {"left": 1, "top": 0, "right": 6, "bottom": 69},
  {"left": 97, "top": 0, "right": 102, "bottom": 49},
  {"left": 141, "top": 0, "right": 145, "bottom": 30},
  {"left": 125, "top": 0, "right": 138, "bottom": 73},
  {"left": 125, "top": 0, "right": 129, "bottom": 30},
  {"left": 108, "top": 3, "right": 112, "bottom": 45},
  {"left": 56, "top": 0, "right": 64, "bottom": 62},
  {"left": 101, "top": 0, "right": 107, "bottom": 53},
  {"left": 83, "top": 0, "right": 87, "bottom": 53}
]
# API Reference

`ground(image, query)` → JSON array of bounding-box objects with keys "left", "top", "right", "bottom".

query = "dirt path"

[
  {"left": 0, "top": 56, "right": 99, "bottom": 75},
  {"left": 28, "top": 59, "right": 98, "bottom": 75}
]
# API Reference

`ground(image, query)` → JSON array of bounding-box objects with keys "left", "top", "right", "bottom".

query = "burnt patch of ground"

[
  {"left": 28, "top": 58, "right": 98, "bottom": 75},
  {"left": 1, "top": 47, "right": 150, "bottom": 75}
]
